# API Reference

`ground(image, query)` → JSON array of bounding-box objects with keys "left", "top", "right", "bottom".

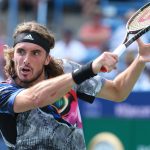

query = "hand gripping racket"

[{"left": 100, "top": 2, "right": 150, "bottom": 72}]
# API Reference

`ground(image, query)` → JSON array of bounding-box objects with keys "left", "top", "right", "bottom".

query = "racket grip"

[
  {"left": 100, "top": 44, "right": 126, "bottom": 72},
  {"left": 100, "top": 66, "right": 107, "bottom": 72},
  {"left": 113, "top": 44, "right": 126, "bottom": 57}
]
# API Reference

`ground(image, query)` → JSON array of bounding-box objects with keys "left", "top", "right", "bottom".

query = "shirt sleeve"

[
  {"left": 76, "top": 75, "right": 105, "bottom": 103},
  {"left": 62, "top": 59, "right": 105, "bottom": 103},
  {"left": 0, "top": 83, "right": 24, "bottom": 115}
]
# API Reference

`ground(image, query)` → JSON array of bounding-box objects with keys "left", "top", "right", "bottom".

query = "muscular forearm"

[
  {"left": 113, "top": 55, "right": 145, "bottom": 100},
  {"left": 13, "top": 53, "right": 119, "bottom": 112},
  {"left": 97, "top": 55, "right": 145, "bottom": 101},
  {"left": 98, "top": 39, "right": 150, "bottom": 102},
  {"left": 14, "top": 73, "right": 74, "bottom": 113}
]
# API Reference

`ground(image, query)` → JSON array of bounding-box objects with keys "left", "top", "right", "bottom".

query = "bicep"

[{"left": 97, "top": 79, "right": 121, "bottom": 102}]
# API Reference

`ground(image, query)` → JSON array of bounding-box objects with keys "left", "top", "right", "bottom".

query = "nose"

[{"left": 23, "top": 54, "right": 31, "bottom": 65}]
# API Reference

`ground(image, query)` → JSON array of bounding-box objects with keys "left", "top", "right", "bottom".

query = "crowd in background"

[
  {"left": 0, "top": 0, "right": 149, "bottom": 149},
  {"left": 0, "top": 0, "right": 150, "bottom": 92}
]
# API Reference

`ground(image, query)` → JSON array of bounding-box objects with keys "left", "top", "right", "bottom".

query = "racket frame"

[{"left": 100, "top": 2, "right": 150, "bottom": 72}]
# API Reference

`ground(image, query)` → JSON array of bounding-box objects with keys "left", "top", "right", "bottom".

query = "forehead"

[{"left": 14, "top": 42, "right": 46, "bottom": 53}]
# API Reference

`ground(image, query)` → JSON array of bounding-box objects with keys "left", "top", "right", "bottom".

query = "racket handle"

[
  {"left": 113, "top": 44, "right": 126, "bottom": 57},
  {"left": 100, "top": 44, "right": 126, "bottom": 72},
  {"left": 100, "top": 66, "right": 107, "bottom": 72}
]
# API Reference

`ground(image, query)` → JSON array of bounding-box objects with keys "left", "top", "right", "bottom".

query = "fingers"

[
  {"left": 99, "top": 52, "right": 118, "bottom": 72},
  {"left": 107, "top": 52, "right": 118, "bottom": 62},
  {"left": 106, "top": 65, "right": 117, "bottom": 72},
  {"left": 92, "top": 51, "right": 119, "bottom": 74},
  {"left": 137, "top": 39, "right": 150, "bottom": 48}
]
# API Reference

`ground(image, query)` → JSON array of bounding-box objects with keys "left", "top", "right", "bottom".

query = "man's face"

[{"left": 13, "top": 42, "right": 50, "bottom": 85}]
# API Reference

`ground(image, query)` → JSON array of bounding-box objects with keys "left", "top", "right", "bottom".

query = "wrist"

[
  {"left": 137, "top": 54, "right": 146, "bottom": 65},
  {"left": 92, "top": 60, "right": 102, "bottom": 74},
  {"left": 72, "top": 62, "right": 97, "bottom": 84}
]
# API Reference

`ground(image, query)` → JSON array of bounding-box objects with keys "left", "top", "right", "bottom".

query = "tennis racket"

[{"left": 100, "top": 2, "right": 150, "bottom": 72}]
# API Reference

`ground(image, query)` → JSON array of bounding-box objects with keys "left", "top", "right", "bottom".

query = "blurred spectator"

[
  {"left": 51, "top": 28, "right": 88, "bottom": 64},
  {"left": 79, "top": 0, "right": 99, "bottom": 17},
  {"left": 78, "top": 7, "right": 111, "bottom": 59},
  {"left": 19, "top": 0, "right": 37, "bottom": 21},
  {"left": 102, "top": 5, "right": 122, "bottom": 32},
  {"left": 0, "top": 0, "right": 8, "bottom": 11},
  {"left": 19, "top": 0, "right": 37, "bottom": 12}
]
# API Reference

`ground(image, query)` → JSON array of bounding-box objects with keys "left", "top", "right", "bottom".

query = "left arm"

[
  {"left": 96, "top": 39, "right": 150, "bottom": 102},
  {"left": 97, "top": 55, "right": 145, "bottom": 101}
]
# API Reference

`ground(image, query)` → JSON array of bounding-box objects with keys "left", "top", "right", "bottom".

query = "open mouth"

[
  {"left": 21, "top": 67, "right": 32, "bottom": 75},
  {"left": 22, "top": 68, "right": 30, "bottom": 72}
]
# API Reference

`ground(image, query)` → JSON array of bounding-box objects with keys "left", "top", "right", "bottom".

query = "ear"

[{"left": 44, "top": 55, "right": 51, "bottom": 65}]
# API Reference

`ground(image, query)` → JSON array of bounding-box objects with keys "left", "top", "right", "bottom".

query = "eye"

[
  {"left": 17, "top": 48, "right": 26, "bottom": 55},
  {"left": 32, "top": 50, "right": 40, "bottom": 56}
]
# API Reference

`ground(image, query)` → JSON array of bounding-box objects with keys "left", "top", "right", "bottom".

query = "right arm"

[
  {"left": 14, "top": 73, "right": 74, "bottom": 113},
  {"left": 14, "top": 52, "right": 118, "bottom": 113}
]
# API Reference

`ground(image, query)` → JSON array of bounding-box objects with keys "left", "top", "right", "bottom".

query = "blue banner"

[{"left": 79, "top": 92, "right": 150, "bottom": 118}]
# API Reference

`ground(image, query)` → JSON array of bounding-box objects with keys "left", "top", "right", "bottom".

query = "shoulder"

[
  {"left": 0, "top": 80, "right": 22, "bottom": 94},
  {"left": 62, "top": 59, "right": 81, "bottom": 73},
  {"left": 0, "top": 80, "right": 24, "bottom": 115}
]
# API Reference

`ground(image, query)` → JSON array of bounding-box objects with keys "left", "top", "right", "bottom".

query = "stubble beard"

[{"left": 17, "top": 67, "right": 45, "bottom": 87}]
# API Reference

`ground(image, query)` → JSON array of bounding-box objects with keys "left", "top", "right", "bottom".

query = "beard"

[{"left": 17, "top": 66, "right": 45, "bottom": 87}]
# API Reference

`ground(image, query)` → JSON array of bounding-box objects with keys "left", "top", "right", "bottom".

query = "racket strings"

[{"left": 128, "top": 4, "right": 150, "bottom": 31}]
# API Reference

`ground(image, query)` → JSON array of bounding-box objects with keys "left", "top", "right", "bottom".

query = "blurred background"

[{"left": 0, "top": 0, "right": 150, "bottom": 150}]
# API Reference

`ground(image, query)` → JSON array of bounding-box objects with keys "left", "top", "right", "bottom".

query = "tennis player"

[{"left": 0, "top": 21, "right": 150, "bottom": 150}]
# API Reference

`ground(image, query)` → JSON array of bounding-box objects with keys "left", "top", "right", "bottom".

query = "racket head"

[{"left": 126, "top": 2, "right": 150, "bottom": 34}]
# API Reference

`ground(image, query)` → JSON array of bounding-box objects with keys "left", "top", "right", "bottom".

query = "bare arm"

[
  {"left": 14, "top": 39, "right": 149, "bottom": 112},
  {"left": 96, "top": 39, "right": 150, "bottom": 102},
  {"left": 14, "top": 73, "right": 74, "bottom": 113},
  {"left": 14, "top": 51, "right": 118, "bottom": 113},
  {"left": 97, "top": 55, "right": 145, "bottom": 101}
]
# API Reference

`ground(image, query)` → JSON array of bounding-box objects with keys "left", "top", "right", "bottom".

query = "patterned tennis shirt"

[{"left": 0, "top": 59, "right": 104, "bottom": 150}]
